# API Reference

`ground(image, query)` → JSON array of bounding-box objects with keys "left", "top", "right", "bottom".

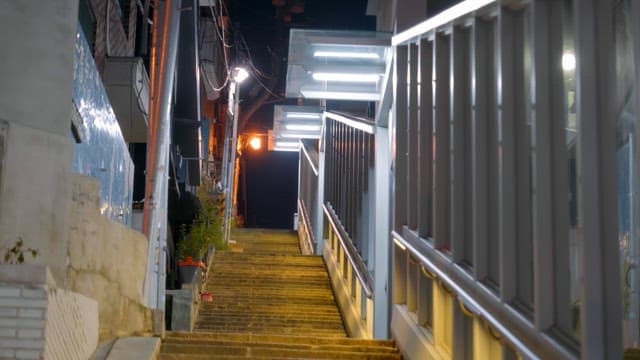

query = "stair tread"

[{"left": 162, "top": 229, "right": 401, "bottom": 359}]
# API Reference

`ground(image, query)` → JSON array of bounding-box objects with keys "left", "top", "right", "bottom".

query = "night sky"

[{"left": 233, "top": 0, "right": 375, "bottom": 229}]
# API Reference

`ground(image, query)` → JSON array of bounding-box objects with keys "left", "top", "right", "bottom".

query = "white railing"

[
  {"left": 390, "top": 0, "right": 620, "bottom": 358},
  {"left": 321, "top": 111, "right": 377, "bottom": 338}
]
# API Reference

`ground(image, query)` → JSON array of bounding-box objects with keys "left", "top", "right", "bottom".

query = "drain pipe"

[{"left": 143, "top": 0, "right": 182, "bottom": 334}]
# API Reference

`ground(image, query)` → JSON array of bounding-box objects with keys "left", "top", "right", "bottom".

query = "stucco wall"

[
  {"left": 67, "top": 174, "right": 153, "bottom": 342},
  {"left": 0, "top": 0, "right": 77, "bottom": 288},
  {"left": 0, "top": 121, "right": 74, "bottom": 288}
]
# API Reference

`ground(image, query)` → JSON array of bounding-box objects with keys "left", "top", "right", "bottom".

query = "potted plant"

[
  {"left": 176, "top": 187, "right": 228, "bottom": 285},
  {"left": 177, "top": 223, "right": 207, "bottom": 285}
]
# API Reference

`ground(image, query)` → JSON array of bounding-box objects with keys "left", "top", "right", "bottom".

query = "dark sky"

[{"left": 233, "top": 0, "right": 374, "bottom": 229}]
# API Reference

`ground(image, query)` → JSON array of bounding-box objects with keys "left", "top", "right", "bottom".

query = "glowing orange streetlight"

[{"left": 249, "top": 136, "right": 262, "bottom": 150}]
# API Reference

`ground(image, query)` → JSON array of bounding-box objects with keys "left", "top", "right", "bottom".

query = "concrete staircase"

[{"left": 160, "top": 228, "right": 401, "bottom": 359}]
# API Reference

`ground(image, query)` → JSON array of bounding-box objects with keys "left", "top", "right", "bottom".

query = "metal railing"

[
  {"left": 297, "top": 141, "right": 319, "bottom": 254},
  {"left": 321, "top": 111, "right": 377, "bottom": 338},
  {"left": 324, "top": 203, "right": 373, "bottom": 300},
  {"left": 390, "top": 0, "right": 620, "bottom": 358}
]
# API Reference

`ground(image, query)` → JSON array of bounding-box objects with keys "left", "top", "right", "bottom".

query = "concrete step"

[
  {"left": 160, "top": 343, "right": 402, "bottom": 359},
  {"left": 160, "top": 228, "right": 401, "bottom": 360},
  {"left": 165, "top": 332, "right": 396, "bottom": 347}
]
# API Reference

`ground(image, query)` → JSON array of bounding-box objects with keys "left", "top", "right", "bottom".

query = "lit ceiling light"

[
  {"left": 562, "top": 53, "right": 576, "bottom": 71},
  {"left": 273, "top": 147, "right": 300, "bottom": 152},
  {"left": 300, "top": 90, "right": 380, "bottom": 101},
  {"left": 233, "top": 67, "right": 249, "bottom": 82},
  {"left": 281, "top": 133, "right": 320, "bottom": 139},
  {"left": 313, "top": 51, "right": 380, "bottom": 59},
  {"left": 286, "top": 113, "right": 321, "bottom": 119},
  {"left": 249, "top": 136, "right": 261, "bottom": 150},
  {"left": 312, "top": 72, "right": 380, "bottom": 82},
  {"left": 275, "top": 141, "right": 299, "bottom": 148},
  {"left": 286, "top": 124, "right": 321, "bottom": 131}
]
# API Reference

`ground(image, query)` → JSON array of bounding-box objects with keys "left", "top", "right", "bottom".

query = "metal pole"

[
  {"left": 142, "top": 0, "right": 182, "bottom": 328},
  {"left": 224, "top": 81, "right": 241, "bottom": 243}
]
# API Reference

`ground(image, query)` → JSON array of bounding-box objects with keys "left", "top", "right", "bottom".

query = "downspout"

[{"left": 143, "top": 0, "right": 182, "bottom": 332}]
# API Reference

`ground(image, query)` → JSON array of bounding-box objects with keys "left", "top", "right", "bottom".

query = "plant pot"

[
  {"left": 177, "top": 256, "right": 206, "bottom": 285},
  {"left": 200, "top": 291, "right": 213, "bottom": 302}
]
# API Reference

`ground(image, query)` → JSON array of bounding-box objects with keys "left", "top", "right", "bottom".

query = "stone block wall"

[
  {"left": 67, "top": 174, "right": 153, "bottom": 342},
  {"left": 0, "top": 265, "right": 98, "bottom": 360}
]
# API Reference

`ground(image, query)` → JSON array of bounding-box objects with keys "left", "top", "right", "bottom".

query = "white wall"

[{"left": 0, "top": 0, "right": 79, "bottom": 286}]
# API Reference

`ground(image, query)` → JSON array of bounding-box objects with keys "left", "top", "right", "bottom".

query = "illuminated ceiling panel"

[
  {"left": 269, "top": 105, "right": 323, "bottom": 152},
  {"left": 286, "top": 29, "right": 391, "bottom": 101}
]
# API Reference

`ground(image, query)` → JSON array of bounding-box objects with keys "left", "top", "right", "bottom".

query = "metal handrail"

[
  {"left": 324, "top": 111, "right": 376, "bottom": 134},
  {"left": 297, "top": 198, "right": 315, "bottom": 250},
  {"left": 391, "top": 0, "right": 497, "bottom": 46},
  {"left": 391, "top": 230, "right": 577, "bottom": 360},
  {"left": 300, "top": 141, "right": 319, "bottom": 176},
  {"left": 323, "top": 203, "right": 374, "bottom": 299}
]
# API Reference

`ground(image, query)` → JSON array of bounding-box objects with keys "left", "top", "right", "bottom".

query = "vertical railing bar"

[
  {"left": 434, "top": 32, "right": 451, "bottom": 250},
  {"left": 419, "top": 38, "right": 434, "bottom": 239},
  {"left": 450, "top": 25, "right": 470, "bottom": 263},
  {"left": 395, "top": 45, "right": 410, "bottom": 231},
  {"left": 497, "top": 7, "right": 517, "bottom": 302},
  {"left": 471, "top": 18, "right": 489, "bottom": 280},
  {"left": 514, "top": 6, "right": 533, "bottom": 309},
  {"left": 531, "top": 0, "right": 567, "bottom": 331},
  {"left": 351, "top": 127, "right": 358, "bottom": 246},
  {"left": 408, "top": 43, "right": 420, "bottom": 230},
  {"left": 575, "top": 0, "right": 621, "bottom": 357}
]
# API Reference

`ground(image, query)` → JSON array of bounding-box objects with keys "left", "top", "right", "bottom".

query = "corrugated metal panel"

[{"left": 72, "top": 27, "right": 134, "bottom": 226}]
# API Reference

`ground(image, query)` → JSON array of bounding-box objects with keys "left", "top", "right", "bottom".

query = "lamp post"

[{"left": 223, "top": 67, "right": 248, "bottom": 244}]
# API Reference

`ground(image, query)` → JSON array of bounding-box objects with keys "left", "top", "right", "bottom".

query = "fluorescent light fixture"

[
  {"left": 392, "top": 0, "right": 496, "bottom": 45},
  {"left": 325, "top": 112, "right": 375, "bottom": 134},
  {"left": 281, "top": 133, "right": 320, "bottom": 139},
  {"left": 275, "top": 141, "right": 299, "bottom": 148},
  {"left": 562, "top": 52, "right": 576, "bottom": 71},
  {"left": 312, "top": 72, "right": 380, "bottom": 82},
  {"left": 300, "top": 90, "right": 380, "bottom": 101},
  {"left": 273, "top": 147, "right": 300, "bottom": 152},
  {"left": 285, "top": 112, "right": 321, "bottom": 119},
  {"left": 313, "top": 51, "right": 380, "bottom": 59},
  {"left": 286, "top": 124, "right": 321, "bottom": 131}
]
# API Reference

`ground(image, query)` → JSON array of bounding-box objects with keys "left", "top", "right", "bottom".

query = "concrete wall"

[
  {"left": 0, "top": 121, "right": 75, "bottom": 286},
  {"left": 0, "top": 0, "right": 78, "bottom": 286},
  {"left": 0, "top": 265, "right": 99, "bottom": 360},
  {"left": 67, "top": 175, "right": 153, "bottom": 342},
  {"left": 0, "top": 0, "right": 78, "bottom": 135}
]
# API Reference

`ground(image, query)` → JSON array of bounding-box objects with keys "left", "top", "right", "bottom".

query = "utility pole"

[{"left": 143, "top": 0, "right": 182, "bottom": 334}]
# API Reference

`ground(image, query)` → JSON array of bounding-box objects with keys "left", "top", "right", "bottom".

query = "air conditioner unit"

[{"left": 103, "top": 57, "right": 150, "bottom": 143}]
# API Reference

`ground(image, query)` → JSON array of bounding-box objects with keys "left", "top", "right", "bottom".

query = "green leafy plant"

[
  {"left": 3, "top": 238, "right": 38, "bottom": 264},
  {"left": 177, "top": 187, "right": 227, "bottom": 261}
]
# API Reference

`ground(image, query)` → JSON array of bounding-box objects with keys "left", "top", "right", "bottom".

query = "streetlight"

[
  {"left": 233, "top": 67, "right": 249, "bottom": 83},
  {"left": 249, "top": 136, "right": 262, "bottom": 150},
  {"left": 222, "top": 66, "right": 249, "bottom": 244}
]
